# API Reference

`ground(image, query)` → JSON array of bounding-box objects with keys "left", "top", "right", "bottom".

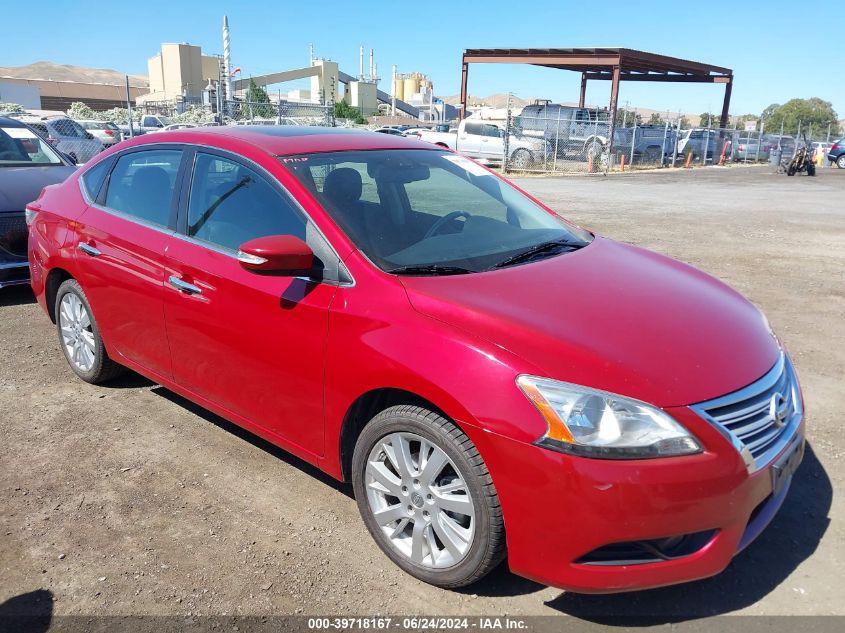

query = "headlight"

[{"left": 517, "top": 375, "right": 702, "bottom": 459}]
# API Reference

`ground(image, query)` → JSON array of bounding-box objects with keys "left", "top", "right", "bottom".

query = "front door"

[{"left": 163, "top": 151, "right": 336, "bottom": 455}]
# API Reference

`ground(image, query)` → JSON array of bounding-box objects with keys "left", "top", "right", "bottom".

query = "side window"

[
  {"left": 187, "top": 153, "right": 306, "bottom": 252},
  {"left": 104, "top": 149, "right": 181, "bottom": 226},
  {"left": 52, "top": 119, "right": 83, "bottom": 138},
  {"left": 464, "top": 122, "right": 482, "bottom": 136},
  {"left": 81, "top": 160, "right": 111, "bottom": 200},
  {"left": 482, "top": 124, "right": 502, "bottom": 138}
]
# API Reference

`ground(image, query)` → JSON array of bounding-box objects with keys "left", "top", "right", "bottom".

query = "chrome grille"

[{"left": 692, "top": 353, "right": 802, "bottom": 473}]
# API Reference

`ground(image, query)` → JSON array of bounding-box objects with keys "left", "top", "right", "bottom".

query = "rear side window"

[
  {"left": 81, "top": 160, "right": 111, "bottom": 200},
  {"left": 104, "top": 150, "right": 182, "bottom": 227},
  {"left": 51, "top": 119, "right": 85, "bottom": 138},
  {"left": 464, "top": 122, "right": 482, "bottom": 136},
  {"left": 186, "top": 153, "right": 305, "bottom": 252}
]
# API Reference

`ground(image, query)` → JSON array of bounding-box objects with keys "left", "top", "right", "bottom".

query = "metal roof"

[{"left": 463, "top": 48, "right": 732, "bottom": 81}]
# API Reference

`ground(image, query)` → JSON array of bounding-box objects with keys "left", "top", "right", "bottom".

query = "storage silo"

[
  {"left": 394, "top": 73, "right": 405, "bottom": 102},
  {"left": 403, "top": 75, "right": 420, "bottom": 101}
]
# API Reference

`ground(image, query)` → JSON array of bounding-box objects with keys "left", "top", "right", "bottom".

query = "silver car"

[
  {"left": 77, "top": 120, "right": 123, "bottom": 148},
  {"left": 24, "top": 117, "right": 103, "bottom": 164}
]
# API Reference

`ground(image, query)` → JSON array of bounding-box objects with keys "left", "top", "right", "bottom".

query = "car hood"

[
  {"left": 0, "top": 165, "right": 76, "bottom": 212},
  {"left": 400, "top": 237, "right": 779, "bottom": 408}
]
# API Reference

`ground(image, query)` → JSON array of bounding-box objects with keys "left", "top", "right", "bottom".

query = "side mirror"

[{"left": 237, "top": 235, "right": 313, "bottom": 275}]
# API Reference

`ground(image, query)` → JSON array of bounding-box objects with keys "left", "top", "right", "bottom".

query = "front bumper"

[{"left": 464, "top": 406, "right": 805, "bottom": 594}]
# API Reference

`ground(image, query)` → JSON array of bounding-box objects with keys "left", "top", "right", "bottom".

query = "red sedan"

[{"left": 27, "top": 126, "right": 805, "bottom": 593}]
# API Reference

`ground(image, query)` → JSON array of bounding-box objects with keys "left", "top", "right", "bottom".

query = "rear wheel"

[
  {"left": 55, "top": 279, "right": 125, "bottom": 384},
  {"left": 807, "top": 162, "right": 816, "bottom": 176},
  {"left": 352, "top": 405, "right": 505, "bottom": 588},
  {"left": 837, "top": 155, "right": 845, "bottom": 169}
]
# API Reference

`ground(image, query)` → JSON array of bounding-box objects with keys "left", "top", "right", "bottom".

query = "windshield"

[
  {"left": 282, "top": 149, "right": 591, "bottom": 273},
  {"left": 0, "top": 125, "right": 64, "bottom": 166}
]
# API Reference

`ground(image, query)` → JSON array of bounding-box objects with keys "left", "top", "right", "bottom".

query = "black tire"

[
  {"left": 510, "top": 148, "right": 532, "bottom": 170},
  {"left": 787, "top": 164, "right": 796, "bottom": 176},
  {"left": 55, "top": 279, "right": 125, "bottom": 384},
  {"left": 836, "top": 155, "right": 845, "bottom": 169},
  {"left": 643, "top": 147, "right": 661, "bottom": 164},
  {"left": 352, "top": 405, "right": 506, "bottom": 588},
  {"left": 807, "top": 162, "right": 816, "bottom": 176}
]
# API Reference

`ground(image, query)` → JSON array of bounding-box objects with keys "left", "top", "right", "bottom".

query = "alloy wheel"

[
  {"left": 59, "top": 293, "right": 96, "bottom": 372},
  {"left": 364, "top": 432, "right": 475, "bottom": 569}
]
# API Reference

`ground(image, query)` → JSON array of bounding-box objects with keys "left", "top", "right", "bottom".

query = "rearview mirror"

[{"left": 237, "top": 235, "right": 313, "bottom": 275}]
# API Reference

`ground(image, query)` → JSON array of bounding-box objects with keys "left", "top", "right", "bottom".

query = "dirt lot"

[{"left": 1, "top": 165, "right": 843, "bottom": 625}]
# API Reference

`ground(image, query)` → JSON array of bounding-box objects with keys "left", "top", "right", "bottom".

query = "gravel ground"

[{"left": 1, "top": 165, "right": 842, "bottom": 626}]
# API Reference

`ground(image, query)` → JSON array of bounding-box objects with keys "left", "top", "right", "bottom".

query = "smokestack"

[
  {"left": 369, "top": 48, "right": 374, "bottom": 82},
  {"left": 391, "top": 64, "right": 397, "bottom": 115},
  {"left": 223, "top": 15, "right": 232, "bottom": 101},
  {"left": 359, "top": 46, "right": 364, "bottom": 80},
  {"left": 373, "top": 62, "right": 378, "bottom": 84}
]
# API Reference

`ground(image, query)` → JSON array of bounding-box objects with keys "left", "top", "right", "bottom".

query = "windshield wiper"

[
  {"left": 388, "top": 264, "right": 475, "bottom": 276},
  {"left": 489, "top": 238, "right": 583, "bottom": 270}
]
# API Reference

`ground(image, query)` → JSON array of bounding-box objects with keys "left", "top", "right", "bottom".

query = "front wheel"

[
  {"left": 509, "top": 148, "right": 532, "bottom": 170},
  {"left": 352, "top": 405, "right": 505, "bottom": 588},
  {"left": 807, "top": 162, "right": 816, "bottom": 176}
]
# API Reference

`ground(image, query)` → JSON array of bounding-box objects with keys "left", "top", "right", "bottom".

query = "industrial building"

[{"left": 0, "top": 62, "right": 147, "bottom": 111}]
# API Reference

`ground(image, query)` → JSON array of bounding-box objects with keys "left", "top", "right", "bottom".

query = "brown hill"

[{"left": 0, "top": 61, "right": 148, "bottom": 87}]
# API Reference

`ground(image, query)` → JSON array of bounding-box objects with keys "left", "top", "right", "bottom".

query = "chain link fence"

[
  {"left": 501, "top": 106, "right": 839, "bottom": 174},
  {"left": 137, "top": 99, "right": 334, "bottom": 128}
]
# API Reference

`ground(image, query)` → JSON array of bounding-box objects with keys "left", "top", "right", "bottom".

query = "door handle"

[
  {"left": 168, "top": 275, "right": 202, "bottom": 295},
  {"left": 78, "top": 243, "right": 101, "bottom": 257}
]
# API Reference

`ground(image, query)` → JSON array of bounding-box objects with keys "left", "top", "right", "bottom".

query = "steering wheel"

[{"left": 424, "top": 211, "right": 472, "bottom": 240}]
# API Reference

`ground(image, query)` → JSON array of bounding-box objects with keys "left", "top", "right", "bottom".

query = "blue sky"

[{"left": 3, "top": 0, "right": 842, "bottom": 118}]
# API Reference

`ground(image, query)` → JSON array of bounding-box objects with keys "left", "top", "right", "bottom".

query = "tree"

[
  {"left": 615, "top": 107, "right": 641, "bottom": 128},
  {"left": 761, "top": 98, "right": 840, "bottom": 137},
  {"left": 648, "top": 112, "right": 665, "bottom": 126},
  {"left": 678, "top": 116, "right": 691, "bottom": 129},
  {"left": 245, "top": 79, "right": 274, "bottom": 118},
  {"left": 698, "top": 112, "right": 716, "bottom": 128},
  {"left": 334, "top": 100, "right": 365, "bottom": 124},
  {"left": 68, "top": 102, "right": 96, "bottom": 120},
  {"left": 0, "top": 102, "right": 25, "bottom": 114}
]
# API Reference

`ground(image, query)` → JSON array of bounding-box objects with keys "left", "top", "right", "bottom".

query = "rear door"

[
  {"left": 73, "top": 147, "right": 185, "bottom": 379},
  {"left": 458, "top": 121, "right": 483, "bottom": 157},
  {"left": 163, "top": 149, "right": 337, "bottom": 455},
  {"left": 480, "top": 124, "right": 505, "bottom": 160}
]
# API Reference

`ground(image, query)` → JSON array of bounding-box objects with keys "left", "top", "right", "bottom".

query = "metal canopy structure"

[{"left": 459, "top": 47, "right": 734, "bottom": 130}]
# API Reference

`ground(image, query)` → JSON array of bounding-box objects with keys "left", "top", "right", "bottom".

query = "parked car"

[
  {"left": 374, "top": 127, "right": 406, "bottom": 136},
  {"left": 77, "top": 120, "right": 123, "bottom": 148},
  {"left": 119, "top": 114, "right": 175, "bottom": 138},
  {"left": 28, "top": 126, "right": 805, "bottom": 594},
  {"left": 0, "top": 117, "right": 75, "bottom": 288},
  {"left": 732, "top": 135, "right": 768, "bottom": 162},
  {"left": 416, "top": 119, "right": 548, "bottom": 168},
  {"left": 19, "top": 116, "right": 104, "bottom": 164},
  {"left": 612, "top": 125, "right": 677, "bottom": 164},
  {"left": 761, "top": 135, "right": 796, "bottom": 161},
  {"left": 155, "top": 123, "right": 199, "bottom": 133},
  {"left": 514, "top": 100, "right": 610, "bottom": 157},
  {"left": 827, "top": 138, "right": 845, "bottom": 168},
  {"left": 676, "top": 128, "right": 728, "bottom": 161}
]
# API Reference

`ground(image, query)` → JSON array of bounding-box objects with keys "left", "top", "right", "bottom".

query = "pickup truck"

[
  {"left": 514, "top": 100, "right": 610, "bottom": 158},
  {"left": 119, "top": 114, "right": 174, "bottom": 138},
  {"left": 415, "top": 119, "right": 547, "bottom": 169}
]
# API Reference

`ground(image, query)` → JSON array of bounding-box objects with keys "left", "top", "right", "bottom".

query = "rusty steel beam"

[
  {"left": 719, "top": 76, "right": 733, "bottom": 129},
  {"left": 463, "top": 54, "right": 622, "bottom": 66},
  {"left": 579, "top": 72, "right": 587, "bottom": 108},
  {"left": 459, "top": 60, "right": 469, "bottom": 121},
  {"left": 584, "top": 72, "right": 730, "bottom": 83},
  {"left": 606, "top": 65, "right": 621, "bottom": 171}
]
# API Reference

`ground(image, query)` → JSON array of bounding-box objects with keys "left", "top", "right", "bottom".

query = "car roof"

[
  {"left": 119, "top": 125, "right": 437, "bottom": 156},
  {"left": 0, "top": 116, "right": 27, "bottom": 127}
]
